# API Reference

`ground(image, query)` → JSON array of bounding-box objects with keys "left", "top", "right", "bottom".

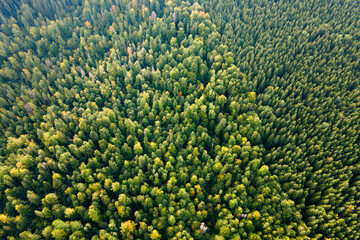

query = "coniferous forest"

[{"left": 0, "top": 0, "right": 359, "bottom": 239}]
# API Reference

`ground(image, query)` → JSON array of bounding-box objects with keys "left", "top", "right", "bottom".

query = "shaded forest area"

[{"left": 0, "top": 0, "right": 359, "bottom": 239}]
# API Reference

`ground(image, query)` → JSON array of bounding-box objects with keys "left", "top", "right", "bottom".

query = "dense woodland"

[{"left": 0, "top": 0, "right": 359, "bottom": 239}]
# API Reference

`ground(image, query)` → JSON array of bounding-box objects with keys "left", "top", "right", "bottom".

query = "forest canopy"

[{"left": 0, "top": 0, "right": 359, "bottom": 239}]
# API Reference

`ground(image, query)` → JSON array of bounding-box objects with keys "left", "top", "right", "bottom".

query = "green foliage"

[
  {"left": 149, "top": 229, "right": 161, "bottom": 240},
  {"left": 0, "top": 0, "right": 359, "bottom": 239}
]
